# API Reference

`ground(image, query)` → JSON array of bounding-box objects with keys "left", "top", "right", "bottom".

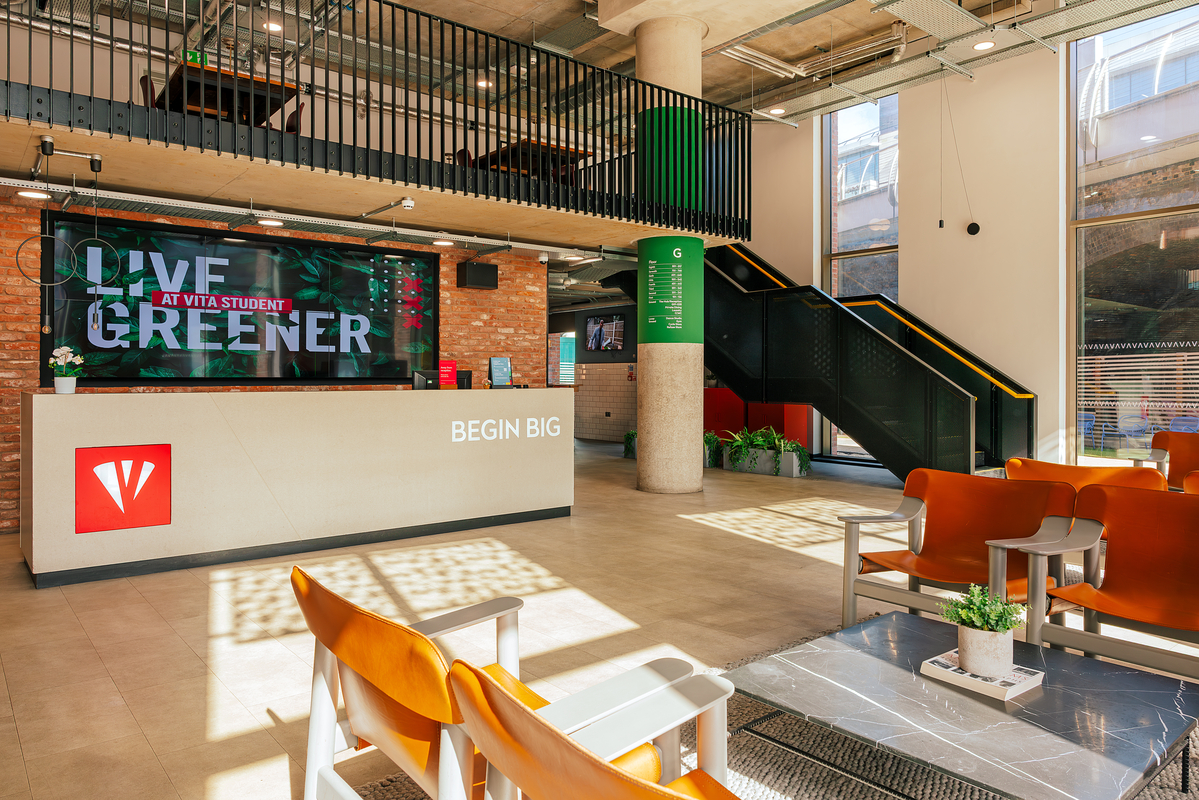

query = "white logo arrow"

[{"left": 93, "top": 460, "right": 156, "bottom": 513}]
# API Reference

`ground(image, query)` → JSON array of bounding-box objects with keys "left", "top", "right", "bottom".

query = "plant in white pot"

[
  {"left": 48, "top": 346, "right": 85, "bottom": 394},
  {"left": 940, "top": 584, "right": 1025, "bottom": 678}
]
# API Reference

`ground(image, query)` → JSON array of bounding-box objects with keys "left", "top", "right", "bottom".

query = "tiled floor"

[{"left": 0, "top": 440, "right": 909, "bottom": 800}]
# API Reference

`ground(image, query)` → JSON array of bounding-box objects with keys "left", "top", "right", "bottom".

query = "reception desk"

[{"left": 20, "top": 388, "right": 574, "bottom": 586}]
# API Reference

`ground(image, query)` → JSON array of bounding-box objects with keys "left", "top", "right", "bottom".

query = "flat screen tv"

[
  {"left": 43, "top": 213, "right": 438, "bottom": 384},
  {"left": 585, "top": 314, "right": 624, "bottom": 351}
]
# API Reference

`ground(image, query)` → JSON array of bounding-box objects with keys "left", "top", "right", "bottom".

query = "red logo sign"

[{"left": 75, "top": 444, "right": 172, "bottom": 534}]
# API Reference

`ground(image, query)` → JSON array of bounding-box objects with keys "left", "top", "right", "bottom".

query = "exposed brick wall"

[
  {"left": 574, "top": 362, "right": 636, "bottom": 442},
  {"left": 437, "top": 251, "right": 547, "bottom": 387},
  {"left": 0, "top": 190, "right": 547, "bottom": 531}
]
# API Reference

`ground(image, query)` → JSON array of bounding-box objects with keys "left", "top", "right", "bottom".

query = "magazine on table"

[{"left": 920, "top": 649, "right": 1044, "bottom": 701}]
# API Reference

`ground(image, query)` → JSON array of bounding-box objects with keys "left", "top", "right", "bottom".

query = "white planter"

[
  {"left": 722, "top": 448, "right": 807, "bottom": 477},
  {"left": 53, "top": 376, "right": 77, "bottom": 394},
  {"left": 957, "top": 626, "right": 1014, "bottom": 678}
]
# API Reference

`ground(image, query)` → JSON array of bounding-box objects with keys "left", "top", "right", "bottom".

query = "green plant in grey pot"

[
  {"left": 623, "top": 430, "right": 637, "bottom": 459},
  {"left": 940, "top": 584, "right": 1025, "bottom": 678},
  {"left": 703, "top": 431, "right": 722, "bottom": 468}
]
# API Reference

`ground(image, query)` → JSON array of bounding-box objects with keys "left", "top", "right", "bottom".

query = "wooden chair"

[
  {"left": 450, "top": 659, "right": 739, "bottom": 800},
  {"left": 841, "top": 469, "right": 1076, "bottom": 628},
  {"left": 292, "top": 567, "right": 689, "bottom": 800},
  {"left": 1021, "top": 484, "right": 1199, "bottom": 681},
  {"left": 1142, "top": 430, "right": 1199, "bottom": 490}
]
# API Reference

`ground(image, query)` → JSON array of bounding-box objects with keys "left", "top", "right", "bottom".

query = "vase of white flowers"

[{"left": 49, "top": 346, "right": 84, "bottom": 394}]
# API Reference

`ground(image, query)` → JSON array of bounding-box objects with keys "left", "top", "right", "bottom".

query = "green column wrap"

[
  {"left": 638, "top": 236, "right": 704, "bottom": 345},
  {"left": 635, "top": 106, "right": 703, "bottom": 210}
]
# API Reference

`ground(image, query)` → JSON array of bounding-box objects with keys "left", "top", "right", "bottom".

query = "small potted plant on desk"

[
  {"left": 940, "top": 584, "right": 1025, "bottom": 678},
  {"left": 49, "top": 346, "right": 85, "bottom": 394}
]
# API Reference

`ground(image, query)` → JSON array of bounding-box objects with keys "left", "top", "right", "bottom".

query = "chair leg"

[
  {"left": 654, "top": 727, "right": 682, "bottom": 784},
  {"left": 1048, "top": 555, "right": 1067, "bottom": 652},
  {"left": 696, "top": 700, "right": 729, "bottom": 787},
  {"left": 907, "top": 575, "right": 921, "bottom": 616},
  {"left": 439, "top": 723, "right": 475, "bottom": 800},
  {"left": 304, "top": 641, "right": 341, "bottom": 800},
  {"left": 1026, "top": 553, "right": 1047, "bottom": 647},
  {"left": 842, "top": 522, "right": 859, "bottom": 629}
]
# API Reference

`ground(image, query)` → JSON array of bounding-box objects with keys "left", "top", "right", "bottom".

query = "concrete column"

[{"left": 632, "top": 15, "right": 707, "bottom": 495}]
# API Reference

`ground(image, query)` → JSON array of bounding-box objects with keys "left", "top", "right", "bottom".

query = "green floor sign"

[{"left": 638, "top": 236, "right": 703, "bottom": 344}]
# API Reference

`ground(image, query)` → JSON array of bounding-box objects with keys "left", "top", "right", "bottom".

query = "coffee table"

[{"left": 725, "top": 612, "right": 1199, "bottom": 800}]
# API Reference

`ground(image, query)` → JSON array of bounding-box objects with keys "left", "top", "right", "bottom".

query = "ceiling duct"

[
  {"left": 870, "top": 0, "right": 988, "bottom": 40},
  {"left": 534, "top": 12, "right": 605, "bottom": 55},
  {"left": 721, "top": 44, "right": 806, "bottom": 79},
  {"left": 794, "top": 22, "right": 909, "bottom": 77},
  {"left": 703, "top": 0, "right": 857, "bottom": 56}
]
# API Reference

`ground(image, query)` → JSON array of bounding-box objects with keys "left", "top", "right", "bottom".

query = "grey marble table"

[{"left": 726, "top": 612, "right": 1199, "bottom": 800}]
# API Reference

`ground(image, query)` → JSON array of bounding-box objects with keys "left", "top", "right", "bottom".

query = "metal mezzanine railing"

[{"left": 0, "top": 0, "right": 751, "bottom": 240}]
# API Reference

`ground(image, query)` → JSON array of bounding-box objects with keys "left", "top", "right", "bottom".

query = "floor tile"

[
  {"left": 0, "top": 636, "right": 107, "bottom": 695},
  {"left": 94, "top": 632, "right": 209, "bottom": 693},
  {"left": 9, "top": 676, "right": 140, "bottom": 761},
  {"left": 0, "top": 717, "right": 27, "bottom": 797},
  {"left": 60, "top": 579, "right": 147, "bottom": 614},
  {"left": 157, "top": 729, "right": 302, "bottom": 800},
  {"left": 75, "top": 601, "right": 176, "bottom": 647},
  {"left": 24, "top": 734, "right": 178, "bottom": 800},
  {"left": 123, "top": 674, "right": 264, "bottom": 756}
]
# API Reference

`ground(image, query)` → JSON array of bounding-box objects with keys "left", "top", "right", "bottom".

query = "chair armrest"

[
  {"left": 409, "top": 596, "right": 523, "bottom": 638},
  {"left": 1019, "top": 518, "right": 1105, "bottom": 557},
  {"left": 569, "top": 675, "right": 734, "bottom": 762},
  {"left": 538, "top": 657, "right": 694, "bottom": 734},
  {"left": 838, "top": 496, "right": 924, "bottom": 524},
  {"left": 986, "top": 516, "right": 1073, "bottom": 550}
]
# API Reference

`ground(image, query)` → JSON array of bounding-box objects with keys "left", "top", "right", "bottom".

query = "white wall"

[
  {"left": 899, "top": 51, "right": 1068, "bottom": 463},
  {"left": 747, "top": 117, "right": 820, "bottom": 286}
]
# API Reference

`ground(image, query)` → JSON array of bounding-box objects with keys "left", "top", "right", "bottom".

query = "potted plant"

[
  {"left": 48, "top": 346, "right": 85, "bottom": 394},
  {"left": 940, "top": 584, "right": 1025, "bottom": 678},
  {"left": 703, "top": 431, "right": 722, "bottom": 468},
  {"left": 623, "top": 430, "right": 636, "bottom": 459},
  {"left": 722, "top": 427, "right": 810, "bottom": 477}
]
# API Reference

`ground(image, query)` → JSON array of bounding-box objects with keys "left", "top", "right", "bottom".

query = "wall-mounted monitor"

[
  {"left": 44, "top": 212, "right": 438, "bottom": 385},
  {"left": 585, "top": 314, "right": 624, "bottom": 351}
]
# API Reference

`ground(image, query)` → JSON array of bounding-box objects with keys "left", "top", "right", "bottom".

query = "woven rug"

[{"left": 356, "top": 618, "right": 1193, "bottom": 800}]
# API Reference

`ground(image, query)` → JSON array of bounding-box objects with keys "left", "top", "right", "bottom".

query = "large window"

[
  {"left": 828, "top": 94, "right": 899, "bottom": 301},
  {"left": 1074, "top": 7, "right": 1199, "bottom": 460}
]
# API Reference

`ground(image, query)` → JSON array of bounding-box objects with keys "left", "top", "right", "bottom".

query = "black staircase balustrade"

[{"left": 0, "top": 0, "right": 750, "bottom": 240}]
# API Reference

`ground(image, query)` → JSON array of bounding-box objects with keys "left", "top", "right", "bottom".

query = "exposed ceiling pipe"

[
  {"left": 794, "top": 22, "right": 908, "bottom": 77},
  {"left": 703, "top": 0, "right": 857, "bottom": 56},
  {"left": 722, "top": 45, "right": 806, "bottom": 79}
]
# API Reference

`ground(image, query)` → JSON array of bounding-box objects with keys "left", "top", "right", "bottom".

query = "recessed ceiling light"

[
  {"left": 563, "top": 255, "right": 583, "bottom": 261},
  {"left": 477, "top": 80, "right": 492, "bottom": 88},
  {"left": 769, "top": 107, "right": 786, "bottom": 115},
  {"left": 973, "top": 40, "right": 996, "bottom": 51},
  {"left": 1140, "top": 135, "right": 1158, "bottom": 141},
  {"left": 257, "top": 218, "right": 284, "bottom": 227},
  {"left": 17, "top": 190, "right": 52, "bottom": 199},
  {"left": 264, "top": 21, "right": 282, "bottom": 31}
]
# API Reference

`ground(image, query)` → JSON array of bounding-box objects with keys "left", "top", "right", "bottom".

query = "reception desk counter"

[{"left": 20, "top": 388, "right": 574, "bottom": 586}]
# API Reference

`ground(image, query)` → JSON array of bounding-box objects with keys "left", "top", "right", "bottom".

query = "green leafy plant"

[
  {"left": 623, "top": 430, "right": 637, "bottom": 458},
  {"left": 723, "top": 427, "right": 810, "bottom": 475},
  {"left": 940, "top": 584, "right": 1025, "bottom": 633},
  {"left": 48, "top": 346, "right": 84, "bottom": 378},
  {"left": 703, "top": 431, "right": 722, "bottom": 468}
]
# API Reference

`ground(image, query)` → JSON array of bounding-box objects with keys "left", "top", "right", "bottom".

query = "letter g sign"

[{"left": 673, "top": 247, "right": 682, "bottom": 258}]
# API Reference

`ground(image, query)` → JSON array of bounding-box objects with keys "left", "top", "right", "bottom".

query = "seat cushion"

[
  {"left": 1049, "top": 582, "right": 1199, "bottom": 632},
  {"left": 667, "top": 770, "right": 741, "bottom": 800},
  {"left": 860, "top": 550, "right": 1053, "bottom": 602}
]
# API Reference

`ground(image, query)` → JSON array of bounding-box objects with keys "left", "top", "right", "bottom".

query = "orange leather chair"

[
  {"left": 1021, "top": 485, "right": 1199, "bottom": 680},
  {"left": 1185, "top": 472, "right": 1199, "bottom": 494},
  {"left": 292, "top": 567, "right": 680, "bottom": 800},
  {"left": 1147, "top": 431, "right": 1199, "bottom": 490},
  {"left": 840, "top": 469, "right": 1076, "bottom": 628},
  {"left": 450, "top": 660, "right": 739, "bottom": 800},
  {"left": 1005, "top": 457, "right": 1167, "bottom": 492}
]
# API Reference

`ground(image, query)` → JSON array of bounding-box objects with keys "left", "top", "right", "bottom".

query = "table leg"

[{"left": 1183, "top": 740, "right": 1191, "bottom": 794}]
